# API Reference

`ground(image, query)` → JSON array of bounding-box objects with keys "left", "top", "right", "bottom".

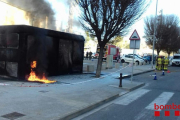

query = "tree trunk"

[
  {"left": 96, "top": 46, "right": 104, "bottom": 77},
  {"left": 168, "top": 52, "right": 170, "bottom": 58},
  {"left": 157, "top": 50, "right": 160, "bottom": 56}
]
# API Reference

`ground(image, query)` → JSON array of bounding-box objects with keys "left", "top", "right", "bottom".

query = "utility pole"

[{"left": 152, "top": 0, "right": 158, "bottom": 69}]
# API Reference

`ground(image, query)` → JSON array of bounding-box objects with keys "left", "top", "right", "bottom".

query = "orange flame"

[
  {"left": 28, "top": 61, "right": 56, "bottom": 84},
  {"left": 31, "top": 61, "right": 37, "bottom": 68}
]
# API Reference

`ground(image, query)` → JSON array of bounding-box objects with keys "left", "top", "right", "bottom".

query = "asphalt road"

[{"left": 73, "top": 66, "right": 180, "bottom": 120}]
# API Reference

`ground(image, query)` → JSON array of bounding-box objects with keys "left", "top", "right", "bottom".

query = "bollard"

[
  {"left": 119, "top": 73, "right": 122, "bottom": 87},
  {"left": 162, "top": 71, "right": 165, "bottom": 76},
  {"left": 153, "top": 73, "right": 157, "bottom": 80}
]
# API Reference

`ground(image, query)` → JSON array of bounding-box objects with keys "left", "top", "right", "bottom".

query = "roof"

[
  {"left": 174, "top": 54, "right": 180, "bottom": 56},
  {"left": 0, "top": 25, "right": 85, "bottom": 42}
]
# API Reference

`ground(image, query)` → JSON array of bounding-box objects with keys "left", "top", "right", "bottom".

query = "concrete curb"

[
  {"left": 120, "top": 83, "right": 145, "bottom": 92},
  {"left": 109, "top": 82, "right": 145, "bottom": 92},
  {"left": 59, "top": 94, "right": 120, "bottom": 120},
  {"left": 120, "top": 69, "right": 155, "bottom": 79}
]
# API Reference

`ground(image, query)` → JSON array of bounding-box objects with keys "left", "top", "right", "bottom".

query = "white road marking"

[
  {"left": 114, "top": 89, "right": 150, "bottom": 105},
  {"left": 145, "top": 92, "right": 174, "bottom": 111},
  {"left": 177, "top": 116, "right": 180, "bottom": 120},
  {"left": 134, "top": 109, "right": 155, "bottom": 120}
]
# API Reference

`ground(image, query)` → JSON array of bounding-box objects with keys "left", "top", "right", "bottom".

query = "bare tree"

[
  {"left": 144, "top": 14, "right": 180, "bottom": 56},
  {"left": 162, "top": 26, "right": 180, "bottom": 57},
  {"left": 161, "top": 15, "right": 180, "bottom": 56},
  {"left": 76, "top": 0, "right": 149, "bottom": 77},
  {"left": 108, "top": 36, "right": 123, "bottom": 45},
  {"left": 144, "top": 16, "right": 164, "bottom": 55}
]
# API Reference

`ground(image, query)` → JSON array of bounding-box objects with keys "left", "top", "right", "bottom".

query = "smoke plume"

[{"left": 5, "top": 0, "right": 55, "bottom": 29}]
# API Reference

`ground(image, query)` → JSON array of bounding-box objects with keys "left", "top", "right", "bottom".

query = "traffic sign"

[
  {"left": 129, "top": 29, "right": 141, "bottom": 83},
  {"left": 129, "top": 29, "right": 140, "bottom": 49},
  {"left": 129, "top": 29, "right": 140, "bottom": 40}
]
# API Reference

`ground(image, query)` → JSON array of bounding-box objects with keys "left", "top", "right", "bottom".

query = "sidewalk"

[
  {"left": 0, "top": 64, "right": 154, "bottom": 120},
  {"left": 83, "top": 60, "right": 155, "bottom": 78}
]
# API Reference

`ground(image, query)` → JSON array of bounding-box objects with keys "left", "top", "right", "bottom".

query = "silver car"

[{"left": 171, "top": 54, "right": 180, "bottom": 66}]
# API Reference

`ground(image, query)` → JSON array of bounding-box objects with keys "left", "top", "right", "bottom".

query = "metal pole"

[
  {"left": 152, "top": 0, "right": 158, "bottom": 69},
  {"left": 131, "top": 40, "right": 135, "bottom": 83},
  {"left": 119, "top": 73, "right": 122, "bottom": 87}
]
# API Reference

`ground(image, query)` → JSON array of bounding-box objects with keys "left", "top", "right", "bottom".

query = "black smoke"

[
  {"left": 63, "top": 0, "right": 81, "bottom": 28},
  {"left": 5, "top": 0, "right": 56, "bottom": 29}
]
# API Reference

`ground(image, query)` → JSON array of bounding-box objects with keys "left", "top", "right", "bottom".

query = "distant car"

[
  {"left": 143, "top": 56, "right": 151, "bottom": 62},
  {"left": 91, "top": 53, "right": 96, "bottom": 59},
  {"left": 171, "top": 54, "right": 180, "bottom": 66},
  {"left": 128, "top": 54, "right": 147, "bottom": 63},
  {"left": 143, "top": 55, "right": 157, "bottom": 64},
  {"left": 121, "top": 54, "right": 144, "bottom": 65}
]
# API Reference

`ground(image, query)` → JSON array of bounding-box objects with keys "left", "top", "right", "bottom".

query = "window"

[
  {"left": 0, "top": 33, "right": 19, "bottom": 49},
  {"left": 0, "top": 35, "right": 6, "bottom": 48},
  {"left": 173, "top": 56, "right": 180, "bottom": 59},
  {"left": 7, "top": 33, "right": 19, "bottom": 49},
  {"left": 129, "top": 56, "right": 134, "bottom": 58},
  {"left": 125, "top": 55, "right": 129, "bottom": 58},
  {"left": 0, "top": 61, "right": 5, "bottom": 69},
  {"left": 110, "top": 47, "right": 116, "bottom": 55}
]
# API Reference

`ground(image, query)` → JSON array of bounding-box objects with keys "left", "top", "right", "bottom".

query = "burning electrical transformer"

[
  {"left": 28, "top": 61, "right": 56, "bottom": 84},
  {"left": 0, "top": 25, "right": 84, "bottom": 83}
]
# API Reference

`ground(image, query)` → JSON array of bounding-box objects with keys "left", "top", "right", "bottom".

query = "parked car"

[
  {"left": 128, "top": 54, "right": 147, "bottom": 63},
  {"left": 91, "top": 53, "right": 97, "bottom": 59},
  {"left": 171, "top": 54, "right": 180, "bottom": 66},
  {"left": 143, "top": 55, "right": 157, "bottom": 64},
  {"left": 121, "top": 54, "right": 144, "bottom": 65},
  {"left": 143, "top": 56, "right": 151, "bottom": 61}
]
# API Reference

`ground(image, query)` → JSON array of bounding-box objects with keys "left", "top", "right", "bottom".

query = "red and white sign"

[{"left": 129, "top": 29, "right": 140, "bottom": 40}]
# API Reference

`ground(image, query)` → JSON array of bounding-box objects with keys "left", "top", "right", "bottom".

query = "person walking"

[
  {"left": 89, "top": 51, "right": 92, "bottom": 60},
  {"left": 86, "top": 51, "right": 89, "bottom": 60},
  {"left": 117, "top": 54, "right": 120, "bottom": 62}
]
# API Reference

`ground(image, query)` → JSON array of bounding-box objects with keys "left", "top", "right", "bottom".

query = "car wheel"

[
  {"left": 136, "top": 61, "right": 139, "bottom": 65},
  {"left": 121, "top": 59, "right": 125, "bottom": 63}
]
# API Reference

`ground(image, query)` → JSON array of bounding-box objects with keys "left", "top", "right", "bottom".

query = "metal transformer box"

[{"left": 0, "top": 25, "right": 84, "bottom": 80}]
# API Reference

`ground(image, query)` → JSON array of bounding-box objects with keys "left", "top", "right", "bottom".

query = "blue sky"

[{"left": 48, "top": 0, "right": 180, "bottom": 39}]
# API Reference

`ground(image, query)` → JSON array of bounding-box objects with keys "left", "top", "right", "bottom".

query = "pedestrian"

[
  {"left": 86, "top": 51, "right": 89, "bottom": 60},
  {"left": 117, "top": 54, "right": 120, "bottom": 62},
  {"left": 89, "top": 51, "right": 92, "bottom": 60}
]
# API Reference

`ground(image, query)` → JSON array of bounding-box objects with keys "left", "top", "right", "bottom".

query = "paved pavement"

[
  {"left": 0, "top": 63, "right": 154, "bottom": 120},
  {"left": 73, "top": 66, "right": 180, "bottom": 120}
]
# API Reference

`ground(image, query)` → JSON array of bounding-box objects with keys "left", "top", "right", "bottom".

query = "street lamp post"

[{"left": 152, "top": 0, "right": 158, "bottom": 69}]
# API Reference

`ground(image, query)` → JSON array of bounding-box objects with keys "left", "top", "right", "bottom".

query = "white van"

[{"left": 171, "top": 54, "right": 180, "bottom": 66}]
